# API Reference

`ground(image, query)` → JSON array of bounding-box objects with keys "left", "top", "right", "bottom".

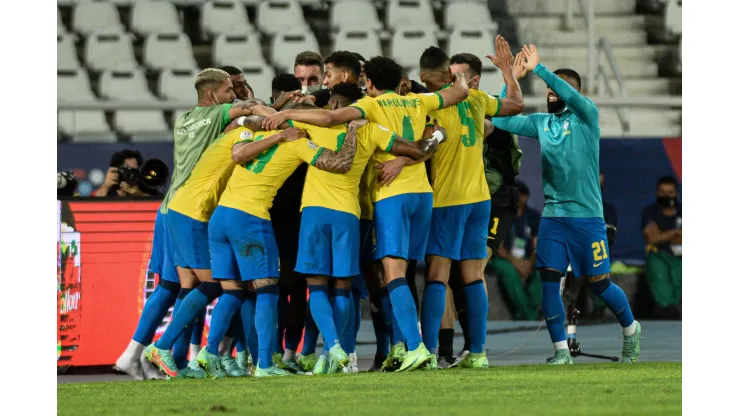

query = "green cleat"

[
  {"left": 221, "top": 355, "right": 248, "bottom": 377},
  {"left": 272, "top": 352, "right": 287, "bottom": 369},
  {"left": 621, "top": 321, "right": 642, "bottom": 363},
  {"left": 312, "top": 355, "right": 329, "bottom": 375},
  {"left": 459, "top": 352, "right": 489, "bottom": 368},
  {"left": 178, "top": 359, "right": 207, "bottom": 379},
  {"left": 381, "top": 343, "right": 407, "bottom": 372},
  {"left": 327, "top": 343, "right": 350, "bottom": 373},
  {"left": 282, "top": 358, "right": 304, "bottom": 374},
  {"left": 298, "top": 353, "right": 318, "bottom": 372},
  {"left": 546, "top": 349, "right": 574, "bottom": 365},
  {"left": 396, "top": 344, "right": 432, "bottom": 372},
  {"left": 196, "top": 348, "right": 226, "bottom": 378},
  {"left": 236, "top": 351, "right": 251, "bottom": 375},
  {"left": 254, "top": 365, "right": 292, "bottom": 378},
  {"left": 422, "top": 354, "right": 438, "bottom": 370},
  {"left": 144, "top": 344, "right": 179, "bottom": 379},
  {"left": 368, "top": 355, "right": 386, "bottom": 372}
]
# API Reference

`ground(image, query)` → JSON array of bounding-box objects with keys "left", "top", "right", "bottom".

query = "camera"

[
  {"left": 116, "top": 159, "right": 169, "bottom": 188},
  {"left": 117, "top": 164, "right": 141, "bottom": 184}
]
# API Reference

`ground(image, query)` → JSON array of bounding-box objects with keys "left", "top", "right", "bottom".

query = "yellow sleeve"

[
  {"left": 231, "top": 127, "right": 257, "bottom": 146},
  {"left": 478, "top": 90, "right": 502, "bottom": 117},
  {"left": 349, "top": 96, "right": 375, "bottom": 121},
  {"left": 286, "top": 138, "right": 326, "bottom": 166},
  {"left": 367, "top": 123, "right": 397, "bottom": 153},
  {"left": 416, "top": 92, "right": 444, "bottom": 112}
]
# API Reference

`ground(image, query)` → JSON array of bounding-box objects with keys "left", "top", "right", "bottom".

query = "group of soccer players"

[{"left": 114, "top": 33, "right": 642, "bottom": 380}]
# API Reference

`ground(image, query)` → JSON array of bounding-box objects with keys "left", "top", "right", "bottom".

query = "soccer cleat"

[
  {"left": 381, "top": 342, "right": 407, "bottom": 372},
  {"left": 546, "top": 349, "right": 574, "bottom": 365},
  {"left": 254, "top": 365, "right": 292, "bottom": 378},
  {"left": 327, "top": 344, "right": 350, "bottom": 373},
  {"left": 144, "top": 344, "right": 179, "bottom": 379},
  {"left": 282, "top": 358, "right": 304, "bottom": 374},
  {"left": 459, "top": 352, "right": 489, "bottom": 368},
  {"left": 368, "top": 355, "right": 386, "bottom": 372},
  {"left": 221, "top": 355, "right": 248, "bottom": 377},
  {"left": 448, "top": 350, "right": 469, "bottom": 368},
  {"left": 273, "top": 352, "right": 287, "bottom": 369},
  {"left": 114, "top": 355, "right": 145, "bottom": 381},
  {"left": 342, "top": 353, "right": 359, "bottom": 373},
  {"left": 312, "top": 355, "right": 329, "bottom": 375},
  {"left": 236, "top": 351, "right": 251, "bottom": 375},
  {"left": 437, "top": 355, "right": 456, "bottom": 369},
  {"left": 298, "top": 353, "right": 318, "bottom": 372},
  {"left": 422, "top": 354, "right": 438, "bottom": 370},
  {"left": 621, "top": 321, "right": 642, "bottom": 364},
  {"left": 396, "top": 344, "right": 432, "bottom": 372},
  {"left": 140, "top": 353, "right": 165, "bottom": 380},
  {"left": 179, "top": 359, "right": 207, "bottom": 379},
  {"left": 196, "top": 349, "right": 226, "bottom": 378}
]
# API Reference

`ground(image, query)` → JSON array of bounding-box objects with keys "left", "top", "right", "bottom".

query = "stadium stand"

[
  {"left": 257, "top": 0, "right": 310, "bottom": 35},
  {"left": 212, "top": 33, "right": 266, "bottom": 67},
  {"left": 330, "top": 1, "right": 383, "bottom": 32},
  {"left": 201, "top": 0, "right": 256, "bottom": 38},
  {"left": 447, "top": 29, "right": 497, "bottom": 70},
  {"left": 444, "top": 1, "right": 498, "bottom": 32},
  {"left": 72, "top": 0, "right": 125, "bottom": 35},
  {"left": 143, "top": 33, "right": 199, "bottom": 71},
  {"left": 386, "top": 0, "right": 437, "bottom": 31},
  {"left": 333, "top": 30, "right": 383, "bottom": 61},
  {"left": 392, "top": 29, "right": 438, "bottom": 69},
  {"left": 58, "top": 34, "right": 81, "bottom": 71},
  {"left": 131, "top": 1, "right": 182, "bottom": 36},
  {"left": 271, "top": 30, "right": 320, "bottom": 71},
  {"left": 84, "top": 32, "right": 138, "bottom": 72},
  {"left": 159, "top": 68, "right": 199, "bottom": 101}
]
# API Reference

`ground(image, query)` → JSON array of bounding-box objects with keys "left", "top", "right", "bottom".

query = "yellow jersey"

[
  {"left": 290, "top": 121, "right": 396, "bottom": 218},
  {"left": 359, "top": 165, "right": 376, "bottom": 220},
  {"left": 217, "top": 130, "right": 326, "bottom": 220},
  {"left": 350, "top": 91, "right": 442, "bottom": 201},
  {"left": 167, "top": 128, "right": 246, "bottom": 221}
]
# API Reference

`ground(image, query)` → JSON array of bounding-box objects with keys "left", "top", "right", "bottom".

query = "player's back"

[
  {"left": 167, "top": 128, "right": 247, "bottom": 222},
  {"left": 161, "top": 104, "right": 232, "bottom": 213}
]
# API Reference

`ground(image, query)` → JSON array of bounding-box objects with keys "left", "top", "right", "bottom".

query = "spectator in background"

[
  {"left": 219, "top": 66, "right": 250, "bottom": 101},
  {"left": 94, "top": 149, "right": 159, "bottom": 197},
  {"left": 491, "top": 182, "right": 542, "bottom": 321},
  {"left": 293, "top": 51, "right": 323, "bottom": 92},
  {"left": 641, "top": 175, "right": 682, "bottom": 318}
]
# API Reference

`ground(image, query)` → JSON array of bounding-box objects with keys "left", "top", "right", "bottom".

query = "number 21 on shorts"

[{"left": 592, "top": 240, "right": 608, "bottom": 264}]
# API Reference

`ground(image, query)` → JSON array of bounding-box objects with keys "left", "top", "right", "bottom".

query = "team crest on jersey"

[
  {"left": 240, "top": 130, "right": 253, "bottom": 141},
  {"left": 563, "top": 120, "right": 570, "bottom": 130},
  {"left": 307, "top": 139, "right": 318, "bottom": 150},
  {"left": 377, "top": 124, "right": 390, "bottom": 132}
]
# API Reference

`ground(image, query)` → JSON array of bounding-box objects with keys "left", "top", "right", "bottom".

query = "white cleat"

[
  {"left": 449, "top": 350, "right": 469, "bottom": 368},
  {"left": 140, "top": 352, "right": 165, "bottom": 380},
  {"left": 114, "top": 355, "right": 145, "bottom": 381}
]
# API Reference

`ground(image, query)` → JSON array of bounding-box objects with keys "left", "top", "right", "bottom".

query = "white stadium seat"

[
  {"left": 271, "top": 30, "right": 320, "bottom": 71},
  {"left": 333, "top": 30, "right": 382, "bottom": 60},
  {"left": 114, "top": 110, "right": 171, "bottom": 142},
  {"left": 257, "top": 0, "right": 309, "bottom": 35},
  {"left": 98, "top": 69, "right": 158, "bottom": 102},
  {"left": 242, "top": 65, "right": 276, "bottom": 102},
  {"left": 143, "top": 33, "right": 198, "bottom": 71},
  {"left": 131, "top": 0, "right": 181, "bottom": 36},
  {"left": 72, "top": 0, "right": 125, "bottom": 36},
  {"left": 391, "top": 29, "right": 438, "bottom": 68},
  {"left": 158, "top": 68, "right": 197, "bottom": 100},
  {"left": 201, "top": 0, "right": 255, "bottom": 38},
  {"left": 444, "top": 1, "right": 497, "bottom": 32},
  {"left": 58, "top": 69, "right": 99, "bottom": 105},
  {"left": 212, "top": 33, "right": 266, "bottom": 68},
  {"left": 99, "top": 70, "right": 169, "bottom": 141},
  {"left": 406, "top": 68, "right": 421, "bottom": 83},
  {"left": 478, "top": 68, "right": 504, "bottom": 95},
  {"left": 58, "top": 34, "right": 81, "bottom": 71},
  {"left": 665, "top": 0, "right": 681, "bottom": 35},
  {"left": 58, "top": 8, "right": 67, "bottom": 36},
  {"left": 84, "top": 32, "right": 138, "bottom": 72},
  {"left": 330, "top": 1, "right": 382, "bottom": 32},
  {"left": 387, "top": 0, "right": 436, "bottom": 30},
  {"left": 447, "top": 29, "right": 497, "bottom": 70},
  {"left": 58, "top": 110, "right": 117, "bottom": 143}
]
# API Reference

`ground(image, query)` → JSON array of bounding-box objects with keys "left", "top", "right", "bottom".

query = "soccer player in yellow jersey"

[
  {"left": 415, "top": 38, "right": 525, "bottom": 369},
  {"left": 261, "top": 56, "right": 469, "bottom": 371}
]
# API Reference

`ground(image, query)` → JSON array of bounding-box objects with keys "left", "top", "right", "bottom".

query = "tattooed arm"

[
  {"left": 312, "top": 121, "right": 359, "bottom": 174},
  {"left": 232, "top": 128, "right": 306, "bottom": 165}
]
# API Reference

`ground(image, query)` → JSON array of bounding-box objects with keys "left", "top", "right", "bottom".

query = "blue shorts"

[
  {"left": 426, "top": 200, "right": 490, "bottom": 261},
  {"left": 352, "top": 274, "right": 368, "bottom": 299},
  {"left": 536, "top": 217, "right": 611, "bottom": 278},
  {"left": 167, "top": 209, "right": 211, "bottom": 269},
  {"left": 374, "top": 193, "right": 433, "bottom": 262},
  {"left": 359, "top": 219, "right": 375, "bottom": 263},
  {"left": 149, "top": 210, "right": 178, "bottom": 283},
  {"left": 208, "top": 206, "right": 280, "bottom": 281},
  {"left": 295, "top": 207, "right": 360, "bottom": 278}
]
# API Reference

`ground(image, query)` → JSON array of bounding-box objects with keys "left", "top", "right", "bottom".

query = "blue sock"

[
  {"left": 308, "top": 285, "right": 339, "bottom": 349},
  {"left": 301, "top": 308, "right": 319, "bottom": 356},
  {"left": 190, "top": 307, "right": 206, "bottom": 346},
  {"left": 379, "top": 287, "right": 404, "bottom": 345},
  {"left": 333, "top": 288, "right": 352, "bottom": 352},
  {"left": 206, "top": 290, "right": 245, "bottom": 355},
  {"left": 352, "top": 291, "right": 362, "bottom": 351},
  {"left": 591, "top": 279, "right": 635, "bottom": 328},
  {"left": 171, "top": 288, "right": 193, "bottom": 369},
  {"left": 155, "top": 283, "right": 220, "bottom": 350},
  {"left": 541, "top": 280, "right": 567, "bottom": 344},
  {"left": 387, "top": 278, "right": 422, "bottom": 351},
  {"left": 464, "top": 280, "right": 489, "bottom": 354},
  {"left": 371, "top": 307, "right": 390, "bottom": 357},
  {"left": 256, "top": 285, "right": 279, "bottom": 369},
  {"left": 421, "top": 281, "right": 446, "bottom": 353},
  {"left": 132, "top": 283, "right": 178, "bottom": 345},
  {"left": 276, "top": 289, "right": 288, "bottom": 355},
  {"left": 241, "top": 291, "right": 258, "bottom": 362},
  {"left": 225, "top": 313, "right": 245, "bottom": 355}
]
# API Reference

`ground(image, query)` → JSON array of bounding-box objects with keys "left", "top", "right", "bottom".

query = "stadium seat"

[
  {"left": 159, "top": 69, "right": 197, "bottom": 100},
  {"left": 665, "top": 0, "right": 681, "bottom": 35},
  {"left": 478, "top": 68, "right": 504, "bottom": 95},
  {"left": 330, "top": 1, "right": 382, "bottom": 32},
  {"left": 201, "top": 0, "right": 255, "bottom": 39},
  {"left": 72, "top": 0, "right": 125, "bottom": 36},
  {"left": 58, "top": 110, "right": 117, "bottom": 143},
  {"left": 242, "top": 65, "right": 276, "bottom": 102},
  {"left": 447, "top": 29, "right": 497, "bottom": 70},
  {"left": 143, "top": 33, "right": 198, "bottom": 71},
  {"left": 391, "top": 29, "right": 438, "bottom": 68},
  {"left": 444, "top": 1, "right": 497, "bottom": 32},
  {"left": 98, "top": 69, "right": 158, "bottom": 102},
  {"left": 84, "top": 32, "right": 138, "bottom": 72},
  {"left": 257, "top": 0, "right": 309, "bottom": 35},
  {"left": 333, "top": 30, "right": 382, "bottom": 61},
  {"left": 406, "top": 68, "right": 421, "bottom": 83},
  {"left": 271, "top": 30, "right": 320, "bottom": 71},
  {"left": 58, "top": 8, "right": 67, "bottom": 36},
  {"left": 386, "top": 0, "right": 436, "bottom": 31},
  {"left": 212, "top": 33, "right": 266, "bottom": 68},
  {"left": 114, "top": 110, "right": 171, "bottom": 142},
  {"left": 58, "top": 34, "right": 81, "bottom": 71},
  {"left": 58, "top": 69, "right": 99, "bottom": 105},
  {"left": 131, "top": 0, "right": 181, "bottom": 36}
]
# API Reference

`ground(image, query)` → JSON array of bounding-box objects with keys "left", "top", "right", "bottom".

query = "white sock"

[
  {"left": 554, "top": 341, "right": 568, "bottom": 351},
  {"left": 622, "top": 321, "right": 637, "bottom": 337},
  {"left": 219, "top": 337, "right": 233, "bottom": 356},
  {"left": 189, "top": 343, "right": 201, "bottom": 360},
  {"left": 283, "top": 349, "right": 295, "bottom": 361},
  {"left": 121, "top": 340, "right": 145, "bottom": 362},
  {"left": 349, "top": 352, "right": 357, "bottom": 365}
]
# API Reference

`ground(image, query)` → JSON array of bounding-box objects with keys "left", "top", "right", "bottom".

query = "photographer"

[{"left": 93, "top": 149, "right": 162, "bottom": 198}]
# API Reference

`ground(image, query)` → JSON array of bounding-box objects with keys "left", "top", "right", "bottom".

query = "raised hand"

[
  {"left": 262, "top": 112, "right": 288, "bottom": 130},
  {"left": 512, "top": 52, "right": 528, "bottom": 80},
  {"left": 521, "top": 44, "right": 540, "bottom": 71},
  {"left": 486, "top": 35, "right": 514, "bottom": 71}
]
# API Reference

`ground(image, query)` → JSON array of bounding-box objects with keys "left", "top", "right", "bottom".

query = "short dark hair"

[
  {"left": 363, "top": 56, "right": 403, "bottom": 91},
  {"left": 419, "top": 46, "right": 450, "bottom": 71},
  {"left": 450, "top": 53, "right": 482, "bottom": 76},
  {"left": 294, "top": 51, "right": 323, "bottom": 70},
  {"left": 272, "top": 73, "right": 302, "bottom": 93},
  {"left": 656, "top": 175, "right": 679, "bottom": 190},
  {"left": 283, "top": 101, "right": 318, "bottom": 111},
  {"left": 516, "top": 181, "right": 530, "bottom": 197},
  {"left": 554, "top": 68, "right": 582, "bottom": 90},
  {"left": 351, "top": 52, "right": 366, "bottom": 64},
  {"left": 325, "top": 51, "right": 362, "bottom": 79},
  {"left": 219, "top": 65, "right": 242, "bottom": 76},
  {"left": 331, "top": 82, "right": 364, "bottom": 106},
  {"left": 110, "top": 149, "right": 143, "bottom": 168}
]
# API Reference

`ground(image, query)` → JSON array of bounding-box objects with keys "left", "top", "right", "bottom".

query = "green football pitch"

[{"left": 57, "top": 362, "right": 681, "bottom": 415}]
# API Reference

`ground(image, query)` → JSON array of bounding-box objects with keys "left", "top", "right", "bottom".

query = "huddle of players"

[{"left": 114, "top": 34, "right": 528, "bottom": 380}]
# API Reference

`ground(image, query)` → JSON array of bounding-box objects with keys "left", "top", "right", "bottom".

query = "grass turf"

[{"left": 58, "top": 362, "right": 681, "bottom": 415}]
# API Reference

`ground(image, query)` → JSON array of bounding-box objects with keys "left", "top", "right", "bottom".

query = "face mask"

[
  {"left": 301, "top": 85, "right": 323, "bottom": 94},
  {"left": 547, "top": 99, "right": 566, "bottom": 114},
  {"left": 656, "top": 196, "right": 677, "bottom": 208}
]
